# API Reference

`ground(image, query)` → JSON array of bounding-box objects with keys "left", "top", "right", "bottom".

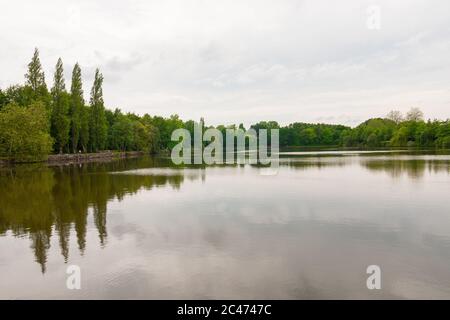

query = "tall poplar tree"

[
  {"left": 79, "top": 104, "right": 90, "bottom": 153},
  {"left": 89, "top": 68, "right": 107, "bottom": 152},
  {"left": 70, "top": 63, "right": 84, "bottom": 153},
  {"left": 25, "top": 48, "right": 47, "bottom": 93},
  {"left": 24, "top": 48, "right": 50, "bottom": 105},
  {"left": 50, "top": 58, "right": 70, "bottom": 153}
]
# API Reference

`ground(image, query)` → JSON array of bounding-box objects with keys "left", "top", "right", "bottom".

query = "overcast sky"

[{"left": 1, "top": 0, "right": 450, "bottom": 127}]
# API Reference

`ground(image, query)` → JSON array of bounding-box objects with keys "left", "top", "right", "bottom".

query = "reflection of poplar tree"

[
  {"left": 30, "top": 229, "right": 51, "bottom": 273},
  {"left": 0, "top": 167, "right": 55, "bottom": 273},
  {"left": 73, "top": 166, "right": 89, "bottom": 254},
  {"left": 58, "top": 224, "right": 70, "bottom": 262},
  {"left": 0, "top": 157, "right": 201, "bottom": 272},
  {"left": 93, "top": 205, "right": 107, "bottom": 246},
  {"left": 52, "top": 167, "right": 73, "bottom": 262}
]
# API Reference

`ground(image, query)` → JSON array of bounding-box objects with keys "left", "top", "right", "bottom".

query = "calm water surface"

[{"left": 1, "top": 151, "right": 450, "bottom": 299}]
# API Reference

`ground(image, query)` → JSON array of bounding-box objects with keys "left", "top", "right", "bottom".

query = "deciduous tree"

[
  {"left": 24, "top": 48, "right": 49, "bottom": 105},
  {"left": 0, "top": 102, "right": 53, "bottom": 162},
  {"left": 70, "top": 63, "right": 84, "bottom": 153},
  {"left": 51, "top": 58, "right": 70, "bottom": 153},
  {"left": 89, "top": 69, "right": 107, "bottom": 152}
]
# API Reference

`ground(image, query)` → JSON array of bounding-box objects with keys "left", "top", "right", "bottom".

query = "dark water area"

[{"left": 1, "top": 150, "right": 450, "bottom": 299}]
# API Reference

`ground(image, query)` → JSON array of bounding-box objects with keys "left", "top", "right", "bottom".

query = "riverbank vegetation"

[{"left": 1, "top": 48, "right": 449, "bottom": 162}]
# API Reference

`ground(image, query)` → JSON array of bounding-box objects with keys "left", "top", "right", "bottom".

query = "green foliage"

[
  {"left": 342, "top": 110, "right": 450, "bottom": 149},
  {"left": 277, "top": 122, "right": 348, "bottom": 147},
  {"left": 0, "top": 88, "right": 7, "bottom": 110},
  {"left": 109, "top": 111, "right": 133, "bottom": 151},
  {"left": 106, "top": 109, "right": 159, "bottom": 153},
  {"left": 79, "top": 105, "right": 90, "bottom": 153},
  {"left": 140, "top": 114, "right": 160, "bottom": 153},
  {"left": 88, "top": 69, "right": 107, "bottom": 152},
  {"left": 2, "top": 49, "right": 450, "bottom": 163},
  {"left": 342, "top": 118, "right": 396, "bottom": 147},
  {"left": 51, "top": 58, "right": 70, "bottom": 153},
  {"left": 3, "top": 85, "right": 35, "bottom": 107},
  {"left": 25, "top": 48, "right": 46, "bottom": 92},
  {"left": 70, "top": 63, "right": 84, "bottom": 153},
  {"left": 251, "top": 121, "right": 280, "bottom": 131},
  {"left": 24, "top": 48, "right": 50, "bottom": 106},
  {"left": 0, "top": 102, "right": 53, "bottom": 162},
  {"left": 436, "top": 120, "right": 450, "bottom": 148},
  {"left": 144, "top": 114, "right": 184, "bottom": 150},
  {"left": 2, "top": 49, "right": 162, "bottom": 159}
]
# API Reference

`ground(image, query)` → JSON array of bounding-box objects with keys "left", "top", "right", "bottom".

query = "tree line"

[
  {"left": 1, "top": 48, "right": 450, "bottom": 162},
  {"left": 250, "top": 107, "right": 450, "bottom": 149},
  {"left": 340, "top": 108, "right": 450, "bottom": 148},
  {"left": 0, "top": 48, "right": 174, "bottom": 161}
]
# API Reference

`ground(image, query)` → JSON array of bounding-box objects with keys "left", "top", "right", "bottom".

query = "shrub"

[{"left": 0, "top": 102, "right": 53, "bottom": 162}]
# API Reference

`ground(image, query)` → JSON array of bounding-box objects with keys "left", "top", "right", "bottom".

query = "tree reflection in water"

[
  {"left": 0, "top": 156, "right": 198, "bottom": 273},
  {"left": 1, "top": 153, "right": 449, "bottom": 273}
]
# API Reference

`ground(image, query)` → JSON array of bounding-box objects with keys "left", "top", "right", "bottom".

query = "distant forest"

[{"left": 1, "top": 48, "right": 450, "bottom": 162}]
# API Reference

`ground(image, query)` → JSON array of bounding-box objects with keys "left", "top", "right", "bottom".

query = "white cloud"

[{"left": 1, "top": 0, "right": 450, "bottom": 127}]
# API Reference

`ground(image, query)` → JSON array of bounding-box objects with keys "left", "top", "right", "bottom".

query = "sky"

[{"left": 1, "top": 0, "right": 450, "bottom": 127}]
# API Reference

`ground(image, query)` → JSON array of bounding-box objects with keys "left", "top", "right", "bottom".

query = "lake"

[{"left": 1, "top": 150, "right": 450, "bottom": 299}]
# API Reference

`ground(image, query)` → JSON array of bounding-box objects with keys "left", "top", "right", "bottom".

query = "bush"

[
  {"left": 0, "top": 102, "right": 53, "bottom": 162},
  {"left": 437, "top": 136, "right": 450, "bottom": 149}
]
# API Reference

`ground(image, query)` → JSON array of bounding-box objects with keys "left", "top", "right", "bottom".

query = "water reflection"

[
  {"left": 280, "top": 152, "right": 450, "bottom": 178},
  {"left": 0, "top": 157, "right": 202, "bottom": 273},
  {"left": 1, "top": 154, "right": 450, "bottom": 273},
  {"left": 362, "top": 159, "right": 450, "bottom": 179},
  {"left": 1, "top": 152, "right": 450, "bottom": 299}
]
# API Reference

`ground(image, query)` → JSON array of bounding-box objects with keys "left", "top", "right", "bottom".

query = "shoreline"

[
  {"left": 0, "top": 151, "right": 146, "bottom": 167},
  {"left": 47, "top": 150, "right": 146, "bottom": 166},
  {"left": 2, "top": 147, "right": 448, "bottom": 167}
]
